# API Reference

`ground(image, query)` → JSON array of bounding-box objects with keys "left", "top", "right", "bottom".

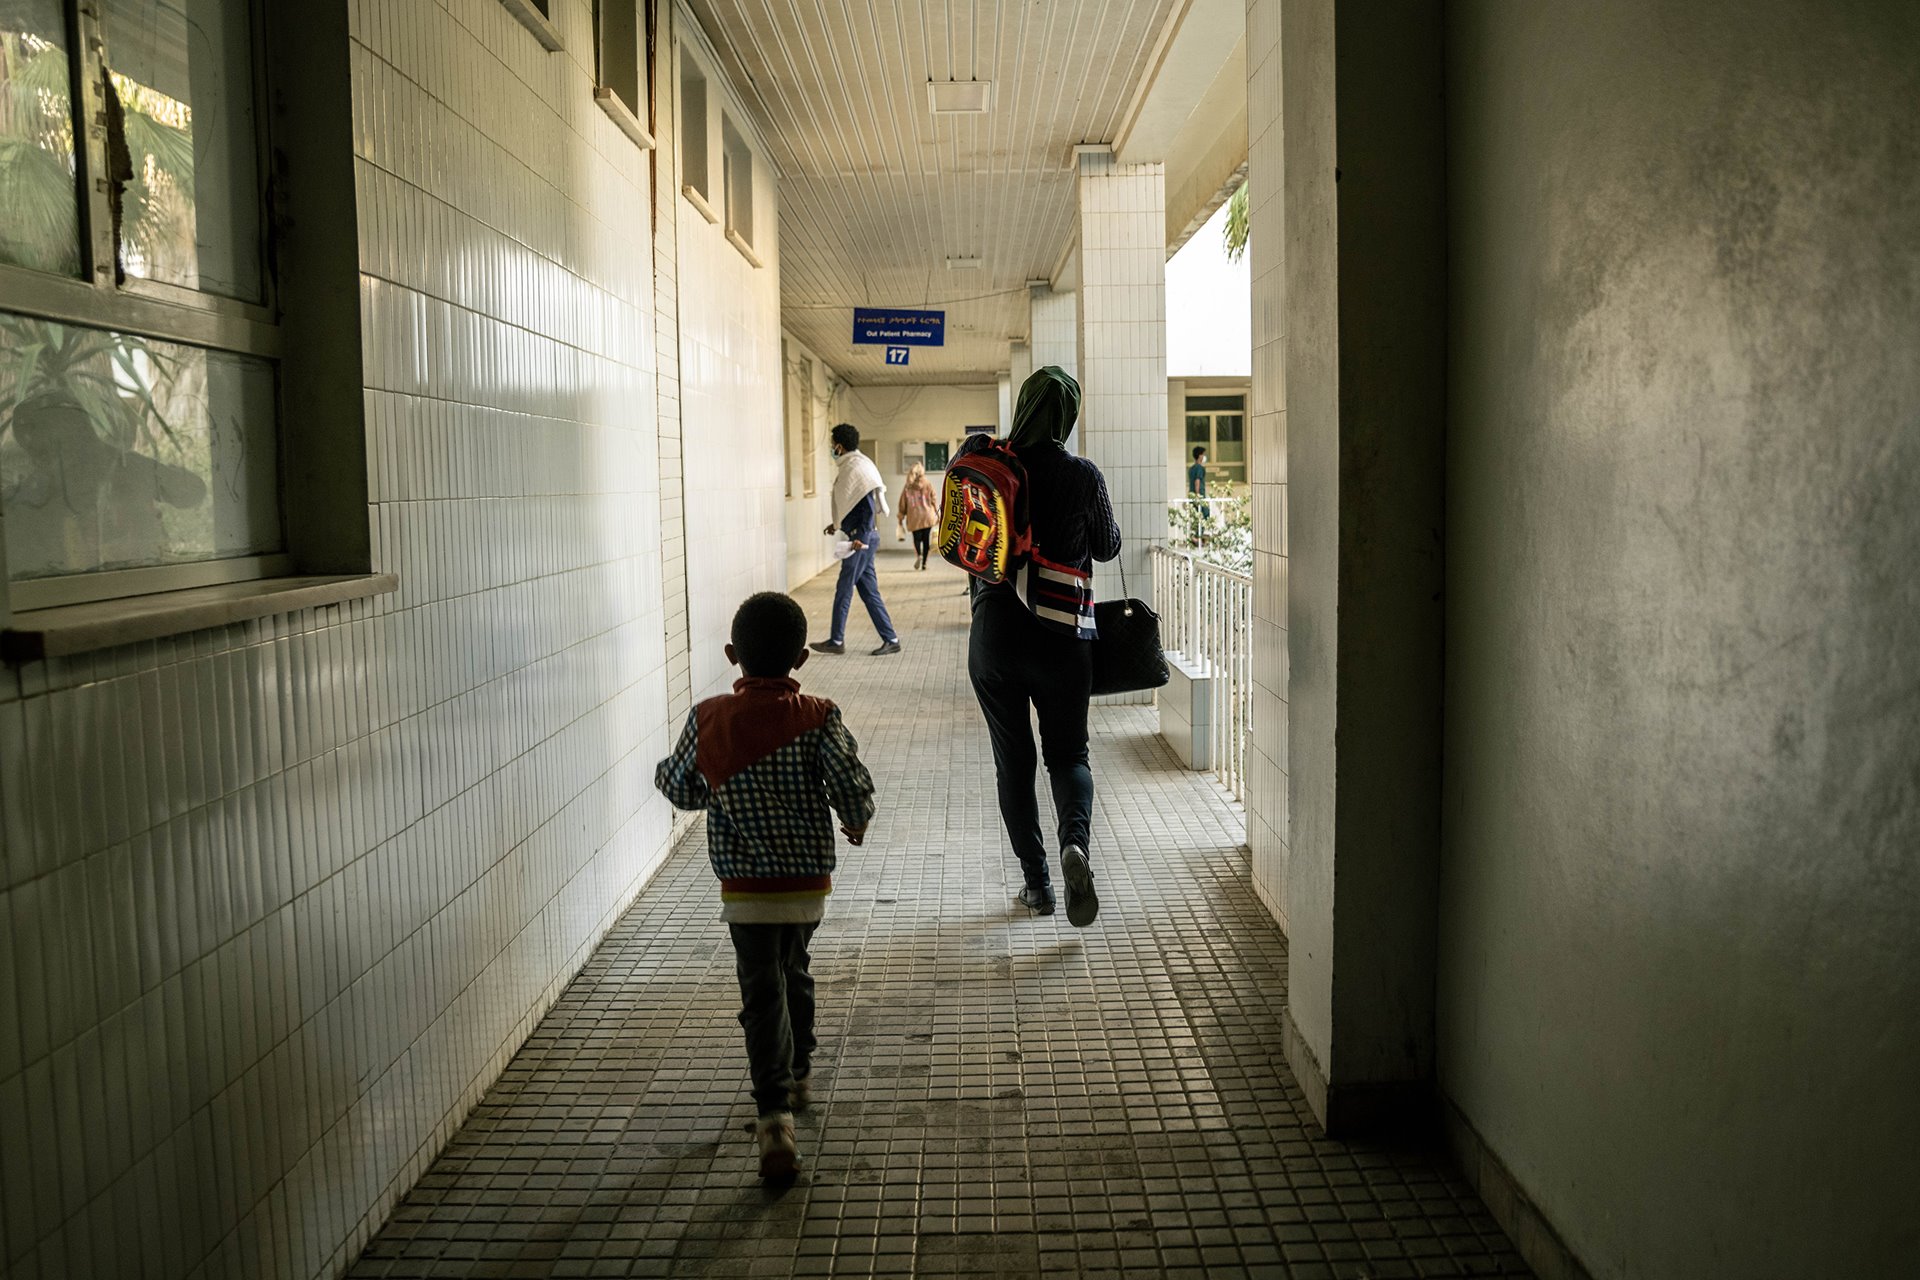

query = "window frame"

[
  {"left": 720, "top": 111, "right": 759, "bottom": 266},
  {"left": 1184, "top": 392, "right": 1249, "bottom": 488},
  {"left": 592, "top": 0, "right": 655, "bottom": 150},
  {"left": 677, "top": 45, "right": 717, "bottom": 222},
  {"left": 498, "top": 0, "right": 564, "bottom": 52},
  {"left": 799, "top": 356, "right": 816, "bottom": 497},
  {"left": 0, "top": 0, "right": 291, "bottom": 613},
  {"left": 0, "top": 0, "right": 390, "bottom": 654}
]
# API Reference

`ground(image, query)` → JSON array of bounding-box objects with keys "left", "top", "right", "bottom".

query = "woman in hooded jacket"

[{"left": 964, "top": 366, "right": 1120, "bottom": 927}]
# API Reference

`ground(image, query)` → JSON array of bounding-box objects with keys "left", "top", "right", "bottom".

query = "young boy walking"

[{"left": 654, "top": 591, "right": 876, "bottom": 1179}]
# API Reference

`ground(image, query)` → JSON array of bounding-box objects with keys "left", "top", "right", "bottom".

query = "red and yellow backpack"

[{"left": 937, "top": 441, "right": 1031, "bottom": 585}]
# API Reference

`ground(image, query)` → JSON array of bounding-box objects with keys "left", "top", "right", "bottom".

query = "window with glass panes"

[
  {"left": 0, "top": 0, "right": 283, "bottom": 609},
  {"left": 1185, "top": 393, "right": 1247, "bottom": 487}
]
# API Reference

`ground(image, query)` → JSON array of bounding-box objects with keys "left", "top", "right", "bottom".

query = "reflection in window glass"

[
  {"left": 100, "top": 0, "right": 263, "bottom": 300},
  {"left": 0, "top": 312, "right": 281, "bottom": 578},
  {"left": 0, "top": 3, "right": 81, "bottom": 275}
]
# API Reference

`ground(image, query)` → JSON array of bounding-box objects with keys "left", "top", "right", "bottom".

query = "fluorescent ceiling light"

[
  {"left": 928, "top": 80, "right": 993, "bottom": 114},
  {"left": 945, "top": 256, "right": 982, "bottom": 271}
]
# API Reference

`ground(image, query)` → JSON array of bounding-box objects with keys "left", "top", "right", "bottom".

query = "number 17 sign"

[{"left": 885, "top": 346, "right": 910, "bottom": 366}]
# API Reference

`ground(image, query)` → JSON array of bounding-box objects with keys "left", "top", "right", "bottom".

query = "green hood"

[{"left": 1007, "top": 365, "right": 1081, "bottom": 449}]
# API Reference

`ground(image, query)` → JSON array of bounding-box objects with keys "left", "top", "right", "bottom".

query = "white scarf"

[{"left": 831, "top": 448, "right": 888, "bottom": 524}]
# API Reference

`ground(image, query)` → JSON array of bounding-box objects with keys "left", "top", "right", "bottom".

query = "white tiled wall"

[
  {"left": 1245, "top": 0, "right": 1289, "bottom": 926},
  {"left": 675, "top": 16, "right": 787, "bottom": 704},
  {"left": 0, "top": 0, "right": 703, "bottom": 1274},
  {"left": 1074, "top": 154, "right": 1168, "bottom": 618}
]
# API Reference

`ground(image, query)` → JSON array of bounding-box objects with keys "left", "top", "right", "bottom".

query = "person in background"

[
  {"left": 655, "top": 592, "right": 876, "bottom": 1180},
  {"left": 812, "top": 422, "right": 902, "bottom": 656},
  {"left": 1187, "top": 445, "right": 1211, "bottom": 542},
  {"left": 963, "top": 366, "right": 1119, "bottom": 927},
  {"left": 897, "top": 461, "right": 940, "bottom": 570}
]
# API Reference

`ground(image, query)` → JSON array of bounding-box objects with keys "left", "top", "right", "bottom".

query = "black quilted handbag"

[{"left": 1090, "top": 544, "right": 1170, "bottom": 696}]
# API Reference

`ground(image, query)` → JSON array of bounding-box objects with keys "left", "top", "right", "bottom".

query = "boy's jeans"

[{"left": 729, "top": 922, "right": 819, "bottom": 1116}]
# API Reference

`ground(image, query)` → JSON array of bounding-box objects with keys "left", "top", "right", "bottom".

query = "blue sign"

[
  {"left": 885, "top": 346, "right": 910, "bottom": 366},
  {"left": 853, "top": 307, "right": 945, "bottom": 347}
]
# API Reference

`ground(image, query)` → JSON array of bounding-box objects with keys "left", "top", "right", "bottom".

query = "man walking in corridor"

[{"left": 812, "top": 422, "right": 903, "bottom": 656}]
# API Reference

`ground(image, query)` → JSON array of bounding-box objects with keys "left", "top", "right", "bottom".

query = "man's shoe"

[
  {"left": 790, "top": 1075, "right": 811, "bottom": 1112},
  {"left": 756, "top": 1112, "right": 800, "bottom": 1180},
  {"left": 1017, "top": 885, "right": 1055, "bottom": 915},
  {"left": 809, "top": 640, "right": 846, "bottom": 655},
  {"left": 871, "top": 640, "right": 902, "bottom": 656},
  {"left": 1061, "top": 845, "right": 1099, "bottom": 927}
]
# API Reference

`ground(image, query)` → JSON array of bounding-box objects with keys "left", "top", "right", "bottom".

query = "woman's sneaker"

[
  {"left": 756, "top": 1113, "right": 800, "bottom": 1180},
  {"left": 1061, "top": 846, "right": 1099, "bottom": 927},
  {"left": 790, "top": 1074, "right": 812, "bottom": 1111}
]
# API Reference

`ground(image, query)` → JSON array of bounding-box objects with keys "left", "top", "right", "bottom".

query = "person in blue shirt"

[{"left": 811, "top": 423, "right": 902, "bottom": 656}]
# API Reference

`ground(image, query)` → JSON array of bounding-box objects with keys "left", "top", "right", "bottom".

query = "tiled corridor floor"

[{"left": 349, "top": 553, "right": 1531, "bottom": 1279}]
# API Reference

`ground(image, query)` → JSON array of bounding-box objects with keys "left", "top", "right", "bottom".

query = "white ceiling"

[{"left": 685, "top": 0, "right": 1184, "bottom": 385}]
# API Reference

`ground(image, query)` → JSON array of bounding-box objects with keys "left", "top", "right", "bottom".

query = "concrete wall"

[{"left": 1439, "top": 1, "right": 1920, "bottom": 1275}]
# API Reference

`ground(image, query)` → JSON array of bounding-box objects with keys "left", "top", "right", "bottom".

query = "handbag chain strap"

[{"left": 1114, "top": 536, "right": 1133, "bottom": 618}]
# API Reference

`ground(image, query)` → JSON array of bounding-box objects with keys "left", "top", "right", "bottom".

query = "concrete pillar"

[
  {"left": 1272, "top": 0, "right": 1447, "bottom": 1135},
  {"left": 1072, "top": 151, "right": 1166, "bottom": 610},
  {"left": 1245, "top": 0, "right": 1288, "bottom": 929},
  {"left": 997, "top": 373, "right": 1013, "bottom": 434}
]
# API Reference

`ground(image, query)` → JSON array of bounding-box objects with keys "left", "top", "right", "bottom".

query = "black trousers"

[
  {"left": 967, "top": 589, "right": 1095, "bottom": 890},
  {"left": 729, "top": 921, "right": 818, "bottom": 1116},
  {"left": 912, "top": 528, "right": 931, "bottom": 560}
]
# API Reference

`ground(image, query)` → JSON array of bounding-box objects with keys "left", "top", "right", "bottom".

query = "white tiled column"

[
  {"left": 1029, "top": 285, "right": 1078, "bottom": 381},
  {"left": 1009, "top": 339, "right": 1034, "bottom": 391},
  {"left": 1073, "top": 151, "right": 1167, "bottom": 618},
  {"left": 1246, "top": 0, "right": 1288, "bottom": 927}
]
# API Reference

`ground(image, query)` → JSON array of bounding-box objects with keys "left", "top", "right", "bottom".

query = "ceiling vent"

[
  {"left": 928, "top": 80, "right": 993, "bottom": 114},
  {"left": 945, "top": 256, "right": 982, "bottom": 271}
]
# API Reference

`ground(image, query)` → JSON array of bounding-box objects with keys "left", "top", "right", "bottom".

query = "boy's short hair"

[
  {"left": 1193, "top": 445, "right": 1207, "bottom": 460},
  {"left": 830, "top": 422, "right": 861, "bottom": 452},
  {"left": 731, "top": 592, "right": 809, "bottom": 677}
]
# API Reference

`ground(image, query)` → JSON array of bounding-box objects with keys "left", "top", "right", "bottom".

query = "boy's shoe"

[
  {"left": 809, "top": 640, "right": 846, "bottom": 655},
  {"left": 1061, "top": 846, "right": 1099, "bottom": 927},
  {"left": 871, "top": 640, "right": 902, "bottom": 656},
  {"left": 756, "top": 1112, "right": 800, "bottom": 1180},
  {"left": 790, "top": 1075, "right": 811, "bottom": 1111},
  {"left": 1017, "top": 885, "right": 1055, "bottom": 915}
]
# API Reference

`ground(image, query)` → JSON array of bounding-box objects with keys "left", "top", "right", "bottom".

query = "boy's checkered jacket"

[{"left": 654, "top": 676, "right": 875, "bottom": 921}]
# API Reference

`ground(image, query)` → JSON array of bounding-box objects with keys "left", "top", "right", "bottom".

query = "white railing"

[{"left": 1151, "top": 544, "right": 1254, "bottom": 802}]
